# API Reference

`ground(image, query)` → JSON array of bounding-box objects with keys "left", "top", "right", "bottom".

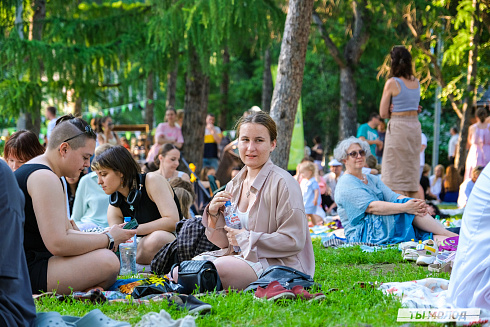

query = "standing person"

[
  {"left": 146, "top": 108, "right": 184, "bottom": 165},
  {"left": 15, "top": 115, "right": 136, "bottom": 294},
  {"left": 92, "top": 145, "right": 181, "bottom": 265},
  {"left": 379, "top": 46, "right": 422, "bottom": 197},
  {"left": 376, "top": 120, "right": 386, "bottom": 164},
  {"left": 203, "top": 114, "right": 222, "bottom": 171},
  {"left": 175, "top": 111, "right": 314, "bottom": 290},
  {"left": 299, "top": 162, "right": 326, "bottom": 226},
  {"left": 155, "top": 143, "right": 190, "bottom": 182},
  {"left": 420, "top": 132, "right": 427, "bottom": 178},
  {"left": 357, "top": 113, "right": 383, "bottom": 156},
  {"left": 311, "top": 136, "right": 324, "bottom": 172},
  {"left": 0, "top": 160, "right": 37, "bottom": 326},
  {"left": 3, "top": 130, "right": 45, "bottom": 172},
  {"left": 448, "top": 126, "right": 459, "bottom": 164},
  {"left": 45, "top": 106, "right": 57, "bottom": 141},
  {"left": 97, "top": 116, "right": 120, "bottom": 146},
  {"left": 464, "top": 108, "right": 490, "bottom": 180}
]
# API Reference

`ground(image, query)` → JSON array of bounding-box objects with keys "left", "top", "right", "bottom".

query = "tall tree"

[
  {"left": 270, "top": 0, "right": 314, "bottom": 169},
  {"left": 312, "top": 1, "right": 371, "bottom": 139},
  {"left": 261, "top": 47, "right": 273, "bottom": 112}
]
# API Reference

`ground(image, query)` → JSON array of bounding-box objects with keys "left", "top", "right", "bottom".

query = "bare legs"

[
  {"left": 47, "top": 249, "right": 120, "bottom": 294},
  {"left": 137, "top": 230, "right": 175, "bottom": 265},
  {"left": 307, "top": 214, "right": 323, "bottom": 226},
  {"left": 412, "top": 213, "right": 458, "bottom": 243},
  {"left": 170, "top": 256, "right": 258, "bottom": 291}
]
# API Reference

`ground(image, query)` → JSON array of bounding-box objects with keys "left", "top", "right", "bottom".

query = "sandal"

[
  {"left": 62, "top": 309, "right": 130, "bottom": 327},
  {"left": 34, "top": 312, "right": 76, "bottom": 327},
  {"left": 428, "top": 261, "right": 452, "bottom": 273}
]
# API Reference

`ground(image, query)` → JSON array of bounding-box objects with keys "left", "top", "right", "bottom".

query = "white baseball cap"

[{"left": 328, "top": 159, "right": 342, "bottom": 166}]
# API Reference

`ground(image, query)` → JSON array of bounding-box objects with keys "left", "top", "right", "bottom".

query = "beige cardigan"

[{"left": 202, "top": 159, "right": 315, "bottom": 277}]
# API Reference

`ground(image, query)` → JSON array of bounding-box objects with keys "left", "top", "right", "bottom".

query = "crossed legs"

[{"left": 136, "top": 230, "right": 176, "bottom": 265}]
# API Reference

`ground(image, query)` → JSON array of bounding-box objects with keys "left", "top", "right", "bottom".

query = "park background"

[{"left": 1, "top": 0, "right": 489, "bottom": 172}]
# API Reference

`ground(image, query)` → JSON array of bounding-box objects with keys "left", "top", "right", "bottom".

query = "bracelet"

[{"left": 206, "top": 207, "right": 219, "bottom": 218}]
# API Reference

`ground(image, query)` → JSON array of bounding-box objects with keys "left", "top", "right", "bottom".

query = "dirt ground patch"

[{"left": 355, "top": 262, "right": 417, "bottom": 275}]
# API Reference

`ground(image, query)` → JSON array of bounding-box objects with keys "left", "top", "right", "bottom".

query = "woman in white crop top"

[{"left": 379, "top": 46, "right": 422, "bottom": 198}]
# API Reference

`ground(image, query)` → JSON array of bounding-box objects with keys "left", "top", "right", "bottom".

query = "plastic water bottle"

[
  {"left": 119, "top": 217, "right": 137, "bottom": 275},
  {"left": 224, "top": 201, "right": 241, "bottom": 253}
]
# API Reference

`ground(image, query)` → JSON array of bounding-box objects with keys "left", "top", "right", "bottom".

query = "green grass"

[{"left": 36, "top": 239, "right": 454, "bottom": 326}]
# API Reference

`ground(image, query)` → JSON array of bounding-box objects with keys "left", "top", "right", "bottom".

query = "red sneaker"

[
  {"left": 254, "top": 281, "right": 296, "bottom": 301},
  {"left": 291, "top": 285, "right": 326, "bottom": 301}
]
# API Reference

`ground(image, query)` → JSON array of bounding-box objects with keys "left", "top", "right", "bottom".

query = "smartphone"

[{"left": 123, "top": 217, "right": 139, "bottom": 230}]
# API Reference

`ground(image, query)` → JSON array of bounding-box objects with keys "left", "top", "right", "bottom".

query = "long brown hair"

[{"left": 444, "top": 165, "right": 461, "bottom": 192}]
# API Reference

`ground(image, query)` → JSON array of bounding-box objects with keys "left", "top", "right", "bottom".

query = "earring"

[{"left": 120, "top": 178, "right": 124, "bottom": 187}]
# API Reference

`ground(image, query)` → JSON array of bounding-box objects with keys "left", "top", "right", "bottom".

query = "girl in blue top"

[{"left": 300, "top": 161, "right": 325, "bottom": 226}]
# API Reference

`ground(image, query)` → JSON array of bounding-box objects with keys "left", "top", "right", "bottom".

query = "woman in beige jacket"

[{"left": 195, "top": 111, "right": 315, "bottom": 290}]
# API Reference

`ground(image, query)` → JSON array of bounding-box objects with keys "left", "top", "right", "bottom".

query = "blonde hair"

[
  {"left": 300, "top": 161, "right": 317, "bottom": 176},
  {"left": 431, "top": 164, "right": 445, "bottom": 187},
  {"left": 174, "top": 187, "right": 193, "bottom": 219}
]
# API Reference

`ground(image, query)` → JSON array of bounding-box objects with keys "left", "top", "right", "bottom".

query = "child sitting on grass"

[{"left": 299, "top": 161, "right": 326, "bottom": 226}]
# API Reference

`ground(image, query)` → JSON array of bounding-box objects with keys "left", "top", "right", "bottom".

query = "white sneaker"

[
  {"left": 415, "top": 239, "right": 438, "bottom": 266},
  {"left": 399, "top": 239, "right": 418, "bottom": 256}
]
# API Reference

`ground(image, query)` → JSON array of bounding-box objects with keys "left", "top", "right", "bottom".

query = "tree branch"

[
  {"left": 312, "top": 10, "right": 345, "bottom": 68},
  {"left": 344, "top": 0, "right": 370, "bottom": 65}
]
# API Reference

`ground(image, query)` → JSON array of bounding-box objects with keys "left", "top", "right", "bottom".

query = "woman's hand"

[
  {"left": 224, "top": 225, "right": 245, "bottom": 246},
  {"left": 208, "top": 191, "right": 232, "bottom": 216},
  {"left": 403, "top": 199, "right": 428, "bottom": 216},
  {"left": 107, "top": 225, "right": 138, "bottom": 252}
]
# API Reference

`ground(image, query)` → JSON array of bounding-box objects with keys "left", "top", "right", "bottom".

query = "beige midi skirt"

[{"left": 381, "top": 115, "right": 421, "bottom": 193}]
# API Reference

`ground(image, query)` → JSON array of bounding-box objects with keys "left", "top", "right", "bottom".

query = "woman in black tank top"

[
  {"left": 14, "top": 115, "right": 137, "bottom": 294},
  {"left": 92, "top": 145, "right": 180, "bottom": 265}
]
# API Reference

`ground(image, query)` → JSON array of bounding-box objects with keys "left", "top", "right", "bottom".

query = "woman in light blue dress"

[{"left": 333, "top": 137, "right": 456, "bottom": 245}]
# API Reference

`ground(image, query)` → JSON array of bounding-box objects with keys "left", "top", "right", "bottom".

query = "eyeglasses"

[
  {"left": 62, "top": 125, "right": 96, "bottom": 143},
  {"left": 347, "top": 150, "right": 366, "bottom": 158}
]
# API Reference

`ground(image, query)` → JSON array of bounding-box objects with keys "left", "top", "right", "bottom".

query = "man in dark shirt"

[{"left": 0, "top": 160, "right": 36, "bottom": 326}]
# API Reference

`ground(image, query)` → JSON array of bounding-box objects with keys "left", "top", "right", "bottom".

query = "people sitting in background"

[
  {"left": 169, "top": 178, "right": 197, "bottom": 218},
  {"left": 3, "top": 130, "right": 45, "bottom": 172},
  {"left": 200, "top": 166, "right": 220, "bottom": 196},
  {"left": 299, "top": 161, "right": 326, "bottom": 226},
  {"left": 442, "top": 165, "right": 461, "bottom": 203},
  {"left": 333, "top": 137, "right": 456, "bottom": 245},
  {"left": 120, "top": 137, "right": 131, "bottom": 151},
  {"left": 420, "top": 164, "right": 437, "bottom": 201},
  {"left": 146, "top": 108, "right": 184, "bottom": 164},
  {"left": 429, "top": 164, "right": 445, "bottom": 202},
  {"left": 447, "top": 164, "right": 490, "bottom": 310},
  {"left": 97, "top": 116, "right": 120, "bottom": 146},
  {"left": 457, "top": 166, "right": 484, "bottom": 208},
  {"left": 324, "top": 159, "right": 343, "bottom": 196},
  {"left": 15, "top": 115, "right": 136, "bottom": 294},
  {"left": 71, "top": 144, "right": 114, "bottom": 230},
  {"left": 155, "top": 143, "right": 190, "bottom": 182},
  {"left": 174, "top": 188, "right": 194, "bottom": 219},
  {"left": 92, "top": 145, "right": 181, "bottom": 265},
  {"left": 362, "top": 154, "right": 380, "bottom": 175},
  {"left": 0, "top": 160, "right": 37, "bottom": 326}
]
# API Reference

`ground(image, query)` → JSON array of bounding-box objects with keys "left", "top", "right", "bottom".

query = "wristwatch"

[{"left": 105, "top": 232, "right": 115, "bottom": 250}]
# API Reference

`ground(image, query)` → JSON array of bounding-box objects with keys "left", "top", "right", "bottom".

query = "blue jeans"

[{"left": 203, "top": 157, "right": 219, "bottom": 171}]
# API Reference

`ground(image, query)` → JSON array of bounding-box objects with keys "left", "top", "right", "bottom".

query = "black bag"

[
  {"left": 171, "top": 260, "right": 222, "bottom": 294},
  {"left": 243, "top": 265, "right": 316, "bottom": 292}
]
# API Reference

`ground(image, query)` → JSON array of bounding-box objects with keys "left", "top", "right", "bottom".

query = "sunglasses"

[
  {"left": 347, "top": 150, "right": 366, "bottom": 158},
  {"left": 63, "top": 125, "right": 96, "bottom": 143}
]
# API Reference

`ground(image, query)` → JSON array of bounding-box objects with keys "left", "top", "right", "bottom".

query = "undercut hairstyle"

[
  {"left": 174, "top": 187, "right": 193, "bottom": 219},
  {"left": 154, "top": 143, "right": 179, "bottom": 167},
  {"left": 4, "top": 130, "right": 45, "bottom": 162},
  {"left": 333, "top": 137, "right": 371, "bottom": 162},
  {"left": 235, "top": 111, "right": 277, "bottom": 142},
  {"left": 390, "top": 46, "right": 413, "bottom": 79},
  {"left": 48, "top": 115, "right": 96, "bottom": 150},
  {"left": 476, "top": 107, "right": 488, "bottom": 123},
  {"left": 91, "top": 145, "right": 141, "bottom": 188},
  {"left": 169, "top": 178, "right": 195, "bottom": 200}
]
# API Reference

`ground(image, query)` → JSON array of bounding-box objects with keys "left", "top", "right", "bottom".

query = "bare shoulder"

[{"left": 146, "top": 172, "right": 171, "bottom": 191}]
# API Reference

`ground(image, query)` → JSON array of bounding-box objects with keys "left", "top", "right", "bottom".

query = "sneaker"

[
  {"left": 254, "top": 281, "right": 296, "bottom": 301},
  {"left": 415, "top": 240, "right": 438, "bottom": 266},
  {"left": 403, "top": 240, "right": 424, "bottom": 261},
  {"left": 167, "top": 294, "right": 212, "bottom": 315},
  {"left": 399, "top": 239, "right": 418, "bottom": 257},
  {"left": 291, "top": 285, "right": 326, "bottom": 301}
]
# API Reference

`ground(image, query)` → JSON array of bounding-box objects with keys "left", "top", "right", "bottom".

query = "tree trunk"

[
  {"left": 261, "top": 47, "right": 273, "bottom": 113},
  {"left": 74, "top": 97, "right": 82, "bottom": 116},
  {"left": 166, "top": 61, "right": 178, "bottom": 110},
  {"left": 146, "top": 72, "right": 155, "bottom": 136},
  {"left": 270, "top": 0, "right": 314, "bottom": 169},
  {"left": 182, "top": 49, "right": 208, "bottom": 173},
  {"left": 218, "top": 48, "right": 230, "bottom": 129},
  {"left": 455, "top": 0, "right": 480, "bottom": 172},
  {"left": 17, "top": 0, "right": 45, "bottom": 136},
  {"left": 339, "top": 66, "right": 358, "bottom": 138}
]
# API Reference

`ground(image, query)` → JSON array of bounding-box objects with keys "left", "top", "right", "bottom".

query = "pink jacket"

[{"left": 202, "top": 159, "right": 315, "bottom": 277}]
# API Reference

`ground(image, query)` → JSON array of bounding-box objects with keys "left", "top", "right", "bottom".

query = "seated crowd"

[{"left": 1, "top": 110, "right": 489, "bottom": 326}]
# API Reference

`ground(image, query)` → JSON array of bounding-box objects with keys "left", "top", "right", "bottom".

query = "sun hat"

[{"left": 328, "top": 159, "right": 342, "bottom": 167}]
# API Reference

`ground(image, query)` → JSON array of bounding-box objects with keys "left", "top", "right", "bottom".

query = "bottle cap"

[
  {"left": 225, "top": 201, "right": 231, "bottom": 206},
  {"left": 418, "top": 240, "right": 422, "bottom": 244},
  {"left": 411, "top": 239, "right": 414, "bottom": 242},
  {"left": 124, "top": 217, "right": 132, "bottom": 223}
]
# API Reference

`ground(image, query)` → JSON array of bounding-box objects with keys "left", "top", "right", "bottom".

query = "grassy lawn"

[{"left": 35, "top": 239, "right": 452, "bottom": 326}]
